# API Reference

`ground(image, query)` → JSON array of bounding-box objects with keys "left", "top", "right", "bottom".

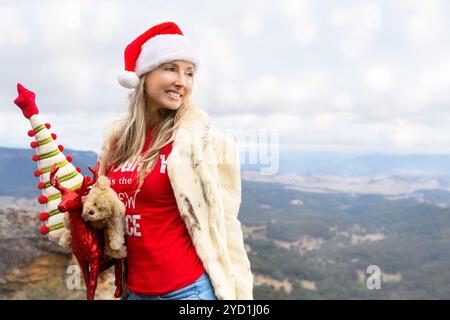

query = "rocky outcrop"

[{"left": 0, "top": 198, "right": 118, "bottom": 300}]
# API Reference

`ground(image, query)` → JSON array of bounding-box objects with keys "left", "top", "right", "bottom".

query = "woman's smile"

[{"left": 165, "top": 90, "right": 182, "bottom": 100}]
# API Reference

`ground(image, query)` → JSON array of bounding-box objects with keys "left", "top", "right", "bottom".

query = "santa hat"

[{"left": 117, "top": 21, "right": 199, "bottom": 89}]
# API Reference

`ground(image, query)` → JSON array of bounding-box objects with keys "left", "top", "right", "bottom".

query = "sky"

[{"left": 1, "top": 0, "right": 450, "bottom": 155}]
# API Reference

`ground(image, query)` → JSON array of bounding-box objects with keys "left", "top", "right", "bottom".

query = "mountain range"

[{"left": 2, "top": 146, "right": 450, "bottom": 197}]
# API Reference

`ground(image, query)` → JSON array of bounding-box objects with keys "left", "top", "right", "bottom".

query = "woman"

[{"left": 97, "top": 21, "right": 253, "bottom": 300}]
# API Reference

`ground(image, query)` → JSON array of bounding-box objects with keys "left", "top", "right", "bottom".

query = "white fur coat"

[{"left": 97, "top": 106, "right": 253, "bottom": 300}]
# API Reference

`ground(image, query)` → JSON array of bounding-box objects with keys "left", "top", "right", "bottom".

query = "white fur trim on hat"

[
  {"left": 135, "top": 34, "right": 198, "bottom": 77},
  {"left": 117, "top": 70, "right": 140, "bottom": 89}
]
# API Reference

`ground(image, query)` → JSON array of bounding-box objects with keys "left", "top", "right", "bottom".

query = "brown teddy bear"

[{"left": 79, "top": 175, "right": 127, "bottom": 259}]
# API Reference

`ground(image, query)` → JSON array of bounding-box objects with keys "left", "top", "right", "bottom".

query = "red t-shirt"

[{"left": 107, "top": 128, "right": 205, "bottom": 294}]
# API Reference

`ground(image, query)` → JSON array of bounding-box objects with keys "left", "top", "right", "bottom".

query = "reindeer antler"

[
  {"left": 49, "top": 164, "right": 69, "bottom": 194},
  {"left": 77, "top": 161, "right": 100, "bottom": 196},
  {"left": 88, "top": 160, "right": 100, "bottom": 182}
]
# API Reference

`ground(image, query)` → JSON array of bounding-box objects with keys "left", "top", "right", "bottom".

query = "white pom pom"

[{"left": 117, "top": 70, "right": 140, "bottom": 89}]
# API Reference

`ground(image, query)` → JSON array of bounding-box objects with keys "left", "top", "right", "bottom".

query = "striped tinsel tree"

[{"left": 13, "top": 83, "right": 85, "bottom": 243}]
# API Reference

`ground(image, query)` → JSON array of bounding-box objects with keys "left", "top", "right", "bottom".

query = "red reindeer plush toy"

[{"left": 49, "top": 162, "right": 123, "bottom": 300}]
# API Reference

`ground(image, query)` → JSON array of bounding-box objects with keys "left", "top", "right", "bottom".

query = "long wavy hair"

[{"left": 107, "top": 75, "right": 193, "bottom": 189}]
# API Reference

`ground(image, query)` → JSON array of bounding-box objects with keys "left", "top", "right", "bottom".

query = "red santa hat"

[{"left": 117, "top": 21, "right": 199, "bottom": 89}]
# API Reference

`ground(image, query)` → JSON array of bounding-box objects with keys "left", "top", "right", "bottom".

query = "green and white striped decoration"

[{"left": 29, "top": 114, "right": 84, "bottom": 243}]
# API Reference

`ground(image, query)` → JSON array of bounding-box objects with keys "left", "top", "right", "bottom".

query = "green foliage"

[
  {"left": 254, "top": 284, "right": 291, "bottom": 300},
  {"left": 242, "top": 182, "right": 450, "bottom": 299},
  {"left": 266, "top": 218, "right": 333, "bottom": 241}
]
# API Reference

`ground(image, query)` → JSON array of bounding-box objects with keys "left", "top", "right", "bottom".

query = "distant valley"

[{"left": 1, "top": 147, "right": 449, "bottom": 299}]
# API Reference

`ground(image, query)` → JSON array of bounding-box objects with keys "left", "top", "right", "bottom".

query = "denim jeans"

[{"left": 127, "top": 272, "right": 218, "bottom": 300}]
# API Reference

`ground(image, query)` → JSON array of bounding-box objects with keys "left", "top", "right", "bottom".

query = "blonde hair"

[{"left": 108, "top": 75, "right": 192, "bottom": 189}]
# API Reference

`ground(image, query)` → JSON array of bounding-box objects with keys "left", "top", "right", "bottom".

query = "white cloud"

[
  {"left": 36, "top": 2, "right": 83, "bottom": 52},
  {"left": 89, "top": 2, "right": 122, "bottom": 42},
  {"left": 1, "top": 0, "right": 450, "bottom": 155},
  {"left": 399, "top": 57, "right": 450, "bottom": 113},
  {"left": 392, "top": 119, "right": 417, "bottom": 149},
  {"left": 0, "top": 111, "right": 32, "bottom": 148},
  {"left": 333, "top": 93, "right": 355, "bottom": 112},
  {"left": 329, "top": 7, "right": 352, "bottom": 27},
  {"left": 280, "top": 0, "right": 310, "bottom": 19},
  {"left": 407, "top": 12, "right": 442, "bottom": 46},
  {"left": 364, "top": 64, "right": 394, "bottom": 92},
  {"left": 416, "top": 59, "right": 450, "bottom": 101},
  {"left": 280, "top": 0, "right": 318, "bottom": 44},
  {"left": 314, "top": 113, "right": 336, "bottom": 126},
  {"left": 396, "top": 0, "right": 447, "bottom": 47},
  {"left": 293, "top": 19, "right": 318, "bottom": 43},
  {"left": 284, "top": 72, "right": 329, "bottom": 110},
  {"left": 329, "top": 5, "right": 375, "bottom": 58},
  {"left": 234, "top": 70, "right": 330, "bottom": 116},
  {"left": 243, "top": 75, "right": 280, "bottom": 110},
  {"left": 50, "top": 58, "right": 97, "bottom": 102},
  {"left": 196, "top": 28, "right": 242, "bottom": 79},
  {"left": 215, "top": 82, "right": 243, "bottom": 113},
  {"left": 241, "top": 13, "right": 263, "bottom": 37},
  {"left": 340, "top": 29, "right": 371, "bottom": 59},
  {"left": 212, "top": 112, "right": 415, "bottom": 153},
  {"left": 41, "top": 111, "right": 120, "bottom": 151},
  {"left": 0, "top": 6, "right": 29, "bottom": 46}
]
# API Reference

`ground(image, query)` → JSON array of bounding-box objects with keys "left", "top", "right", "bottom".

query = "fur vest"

[{"left": 97, "top": 106, "right": 253, "bottom": 300}]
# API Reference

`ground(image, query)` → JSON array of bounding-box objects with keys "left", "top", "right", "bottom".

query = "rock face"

[
  {"left": 0, "top": 202, "right": 72, "bottom": 298},
  {"left": 0, "top": 198, "right": 118, "bottom": 300}
]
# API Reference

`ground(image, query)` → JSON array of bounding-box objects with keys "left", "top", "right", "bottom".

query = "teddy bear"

[
  {"left": 81, "top": 175, "right": 127, "bottom": 259},
  {"left": 59, "top": 173, "right": 127, "bottom": 259}
]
